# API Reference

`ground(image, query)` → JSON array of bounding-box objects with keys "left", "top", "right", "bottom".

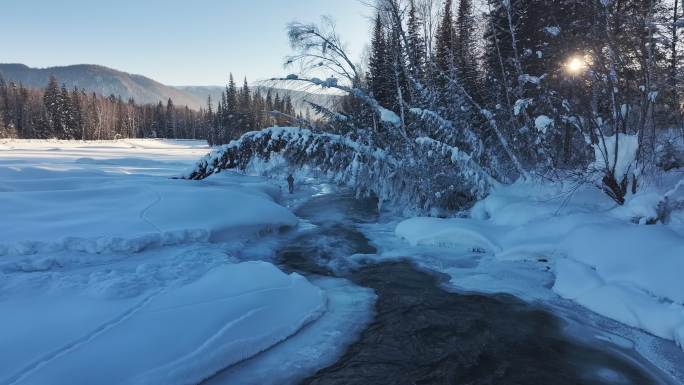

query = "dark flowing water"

[{"left": 275, "top": 191, "right": 660, "bottom": 385}]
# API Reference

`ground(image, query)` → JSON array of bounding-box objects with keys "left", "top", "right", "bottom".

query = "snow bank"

[
  {"left": 0, "top": 140, "right": 330, "bottom": 384},
  {"left": 395, "top": 217, "right": 503, "bottom": 253},
  {"left": 205, "top": 277, "right": 376, "bottom": 385},
  {"left": 396, "top": 178, "right": 684, "bottom": 349},
  {"left": 1, "top": 262, "right": 325, "bottom": 385},
  {"left": 0, "top": 139, "right": 297, "bottom": 256}
]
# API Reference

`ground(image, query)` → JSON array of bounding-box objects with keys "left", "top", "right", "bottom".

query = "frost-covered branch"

[
  {"left": 183, "top": 126, "right": 492, "bottom": 212},
  {"left": 270, "top": 77, "right": 402, "bottom": 128}
]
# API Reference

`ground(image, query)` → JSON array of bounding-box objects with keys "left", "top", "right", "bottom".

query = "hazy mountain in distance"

[
  {"left": 0, "top": 63, "right": 343, "bottom": 114},
  {"left": 0, "top": 63, "right": 204, "bottom": 109}
]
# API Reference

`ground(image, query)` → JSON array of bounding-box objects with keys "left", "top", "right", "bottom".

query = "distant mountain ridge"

[
  {"left": 0, "top": 63, "right": 203, "bottom": 109},
  {"left": 0, "top": 64, "right": 342, "bottom": 113}
]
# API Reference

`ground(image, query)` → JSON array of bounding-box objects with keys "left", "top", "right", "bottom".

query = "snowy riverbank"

[
  {"left": 395, "top": 177, "right": 684, "bottom": 352},
  {"left": 0, "top": 139, "right": 366, "bottom": 385}
]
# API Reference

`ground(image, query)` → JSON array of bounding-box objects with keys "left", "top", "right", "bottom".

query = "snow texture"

[
  {"left": 544, "top": 26, "right": 561, "bottom": 37},
  {"left": 0, "top": 139, "right": 297, "bottom": 256},
  {"left": 534, "top": 115, "right": 554, "bottom": 134},
  {"left": 0, "top": 139, "right": 329, "bottom": 385},
  {"left": 593, "top": 134, "right": 639, "bottom": 179}
]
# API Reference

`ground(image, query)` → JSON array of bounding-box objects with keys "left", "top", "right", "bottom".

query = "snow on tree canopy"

[
  {"left": 379, "top": 107, "right": 401, "bottom": 125},
  {"left": 544, "top": 26, "right": 561, "bottom": 37},
  {"left": 513, "top": 98, "right": 533, "bottom": 116},
  {"left": 593, "top": 134, "right": 639, "bottom": 179},
  {"left": 534, "top": 115, "right": 554, "bottom": 134}
]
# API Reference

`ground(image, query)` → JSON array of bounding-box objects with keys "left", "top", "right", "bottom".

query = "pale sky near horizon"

[{"left": 1, "top": 0, "right": 373, "bottom": 86}]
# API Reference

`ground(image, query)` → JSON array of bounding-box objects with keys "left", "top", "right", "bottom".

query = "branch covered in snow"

[
  {"left": 270, "top": 77, "right": 401, "bottom": 127},
  {"left": 183, "top": 126, "right": 493, "bottom": 212}
]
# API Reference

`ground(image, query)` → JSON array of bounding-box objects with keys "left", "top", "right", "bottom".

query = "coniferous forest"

[
  {"left": 0, "top": 73, "right": 297, "bottom": 143},
  {"left": 190, "top": 0, "right": 684, "bottom": 212}
]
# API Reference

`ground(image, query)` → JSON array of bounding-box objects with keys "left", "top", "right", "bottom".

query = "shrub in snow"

[{"left": 591, "top": 134, "right": 640, "bottom": 204}]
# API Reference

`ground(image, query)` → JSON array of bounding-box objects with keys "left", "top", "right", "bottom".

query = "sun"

[{"left": 566, "top": 56, "right": 587, "bottom": 75}]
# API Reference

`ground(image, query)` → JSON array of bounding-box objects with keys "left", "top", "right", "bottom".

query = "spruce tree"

[
  {"left": 0, "top": 75, "right": 8, "bottom": 135},
  {"left": 455, "top": 0, "right": 479, "bottom": 100},
  {"left": 406, "top": 0, "right": 426, "bottom": 80},
  {"left": 59, "top": 84, "right": 75, "bottom": 139},
  {"left": 70, "top": 87, "right": 83, "bottom": 140},
  {"left": 43, "top": 75, "right": 61, "bottom": 137},
  {"left": 368, "top": 13, "right": 392, "bottom": 108},
  {"left": 240, "top": 77, "right": 253, "bottom": 131},
  {"left": 435, "top": 0, "right": 456, "bottom": 74},
  {"left": 165, "top": 98, "right": 175, "bottom": 138},
  {"left": 224, "top": 74, "right": 238, "bottom": 140}
]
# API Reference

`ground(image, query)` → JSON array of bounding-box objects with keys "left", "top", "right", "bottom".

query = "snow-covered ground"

[
  {"left": 0, "top": 139, "right": 372, "bottom": 385},
  {"left": 3, "top": 138, "right": 683, "bottom": 384}
]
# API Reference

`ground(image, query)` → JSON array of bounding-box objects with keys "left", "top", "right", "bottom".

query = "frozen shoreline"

[{"left": 0, "top": 140, "right": 370, "bottom": 385}]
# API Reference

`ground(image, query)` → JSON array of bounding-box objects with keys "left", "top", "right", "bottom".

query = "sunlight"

[{"left": 565, "top": 56, "right": 587, "bottom": 75}]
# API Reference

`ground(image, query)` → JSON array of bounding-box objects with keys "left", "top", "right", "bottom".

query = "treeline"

[
  {"left": 206, "top": 74, "right": 299, "bottom": 146},
  {"left": 0, "top": 73, "right": 302, "bottom": 142},
  {"left": 0, "top": 75, "right": 212, "bottom": 140}
]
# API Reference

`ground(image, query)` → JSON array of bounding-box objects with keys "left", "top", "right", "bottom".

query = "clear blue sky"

[{"left": 1, "top": 0, "right": 372, "bottom": 85}]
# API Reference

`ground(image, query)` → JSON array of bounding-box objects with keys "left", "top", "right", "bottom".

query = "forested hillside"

[
  {"left": 0, "top": 64, "right": 204, "bottom": 108},
  {"left": 0, "top": 73, "right": 303, "bottom": 141}
]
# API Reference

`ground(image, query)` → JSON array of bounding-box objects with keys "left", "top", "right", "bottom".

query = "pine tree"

[
  {"left": 206, "top": 95, "right": 215, "bottom": 144},
  {"left": 225, "top": 74, "right": 238, "bottom": 114},
  {"left": 154, "top": 101, "right": 165, "bottom": 138},
  {"left": 43, "top": 75, "right": 61, "bottom": 137},
  {"left": 0, "top": 75, "right": 8, "bottom": 135},
  {"left": 240, "top": 77, "right": 253, "bottom": 131},
  {"left": 368, "top": 13, "right": 393, "bottom": 108},
  {"left": 70, "top": 87, "right": 84, "bottom": 140},
  {"left": 455, "top": 0, "right": 479, "bottom": 99},
  {"left": 165, "top": 98, "right": 176, "bottom": 138},
  {"left": 406, "top": 0, "right": 426, "bottom": 80},
  {"left": 435, "top": 0, "right": 456, "bottom": 74},
  {"left": 224, "top": 74, "right": 238, "bottom": 139},
  {"left": 252, "top": 89, "right": 265, "bottom": 129},
  {"left": 60, "top": 85, "right": 76, "bottom": 139}
]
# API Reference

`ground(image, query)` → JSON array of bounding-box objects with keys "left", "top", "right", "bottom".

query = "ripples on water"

[{"left": 276, "top": 192, "right": 660, "bottom": 385}]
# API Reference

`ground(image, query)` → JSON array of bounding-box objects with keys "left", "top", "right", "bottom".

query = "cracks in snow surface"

[{"left": 6, "top": 289, "right": 165, "bottom": 385}]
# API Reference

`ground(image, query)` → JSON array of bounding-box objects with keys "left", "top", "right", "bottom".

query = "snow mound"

[
  {"left": 1, "top": 262, "right": 326, "bottom": 385},
  {"left": 205, "top": 277, "right": 376, "bottom": 385},
  {"left": 396, "top": 217, "right": 502, "bottom": 253}
]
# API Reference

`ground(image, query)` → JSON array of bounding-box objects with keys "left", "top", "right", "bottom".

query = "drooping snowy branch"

[
  {"left": 183, "top": 126, "right": 493, "bottom": 212},
  {"left": 270, "top": 77, "right": 402, "bottom": 128}
]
